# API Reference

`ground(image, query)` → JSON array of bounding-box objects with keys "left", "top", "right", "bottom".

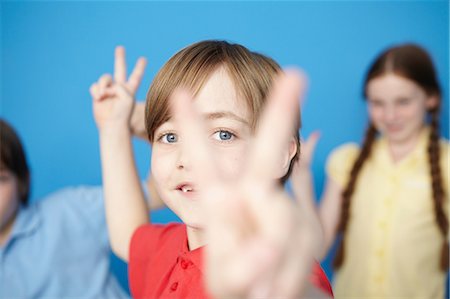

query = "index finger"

[
  {"left": 114, "top": 46, "right": 127, "bottom": 83},
  {"left": 245, "top": 69, "right": 307, "bottom": 185},
  {"left": 127, "top": 57, "right": 147, "bottom": 94},
  {"left": 171, "top": 89, "right": 219, "bottom": 188}
]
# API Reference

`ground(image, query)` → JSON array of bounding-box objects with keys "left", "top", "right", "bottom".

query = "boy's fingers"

[
  {"left": 246, "top": 69, "right": 306, "bottom": 185},
  {"left": 273, "top": 224, "right": 315, "bottom": 298},
  {"left": 101, "top": 86, "right": 116, "bottom": 100},
  {"left": 208, "top": 238, "right": 278, "bottom": 298},
  {"left": 114, "top": 46, "right": 127, "bottom": 84},
  {"left": 114, "top": 83, "right": 133, "bottom": 103},
  {"left": 98, "top": 74, "right": 113, "bottom": 91},
  {"left": 127, "top": 57, "right": 147, "bottom": 94},
  {"left": 90, "top": 83, "right": 99, "bottom": 100}
]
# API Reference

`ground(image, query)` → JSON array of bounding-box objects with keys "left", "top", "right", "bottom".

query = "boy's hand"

[
  {"left": 92, "top": 46, "right": 149, "bottom": 261},
  {"left": 130, "top": 102, "right": 148, "bottom": 141},
  {"left": 172, "top": 70, "right": 317, "bottom": 298},
  {"left": 90, "top": 46, "right": 147, "bottom": 132}
]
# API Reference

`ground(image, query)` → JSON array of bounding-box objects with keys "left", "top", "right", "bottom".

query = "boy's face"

[
  {"left": 0, "top": 167, "right": 20, "bottom": 233},
  {"left": 151, "top": 67, "right": 252, "bottom": 229}
]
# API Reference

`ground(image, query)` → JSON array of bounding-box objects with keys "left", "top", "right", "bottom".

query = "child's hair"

[
  {"left": 0, "top": 119, "right": 30, "bottom": 205},
  {"left": 145, "top": 40, "right": 300, "bottom": 183},
  {"left": 333, "top": 44, "right": 448, "bottom": 271}
]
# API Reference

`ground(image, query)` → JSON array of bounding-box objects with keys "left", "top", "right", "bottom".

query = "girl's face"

[
  {"left": 0, "top": 167, "right": 19, "bottom": 233},
  {"left": 151, "top": 67, "right": 253, "bottom": 229},
  {"left": 366, "top": 73, "right": 435, "bottom": 145}
]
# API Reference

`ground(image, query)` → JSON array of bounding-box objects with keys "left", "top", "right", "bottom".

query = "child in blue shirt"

[{"left": 0, "top": 114, "right": 161, "bottom": 298}]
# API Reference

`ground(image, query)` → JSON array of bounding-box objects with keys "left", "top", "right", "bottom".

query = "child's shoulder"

[
  {"left": 325, "top": 143, "right": 361, "bottom": 187},
  {"left": 130, "top": 222, "right": 186, "bottom": 259},
  {"left": 327, "top": 142, "right": 360, "bottom": 168},
  {"left": 329, "top": 142, "right": 360, "bottom": 158},
  {"left": 134, "top": 222, "right": 185, "bottom": 241}
]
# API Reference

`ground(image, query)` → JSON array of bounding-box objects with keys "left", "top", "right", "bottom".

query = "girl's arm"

[
  {"left": 290, "top": 133, "right": 343, "bottom": 261},
  {"left": 90, "top": 46, "right": 149, "bottom": 262},
  {"left": 317, "top": 177, "right": 343, "bottom": 260},
  {"left": 290, "top": 132, "right": 324, "bottom": 258}
]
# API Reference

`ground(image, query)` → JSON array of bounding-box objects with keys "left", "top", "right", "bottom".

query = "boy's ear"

[
  {"left": 276, "top": 137, "right": 298, "bottom": 178},
  {"left": 426, "top": 94, "right": 439, "bottom": 110}
]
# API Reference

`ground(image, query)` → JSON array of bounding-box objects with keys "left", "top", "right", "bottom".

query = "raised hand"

[
  {"left": 290, "top": 132, "right": 324, "bottom": 260},
  {"left": 90, "top": 47, "right": 149, "bottom": 261},
  {"left": 291, "top": 131, "right": 321, "bottom": 201},
  {"left": 90, "top": 46, "right": 147, "bottom": 131},
  {"left": 172, "top": 70, "right": 319, "bottom": 298}
]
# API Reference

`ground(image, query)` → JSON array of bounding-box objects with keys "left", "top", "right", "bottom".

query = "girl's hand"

[
  {"left": 90, "top": 46, "right": 147, "bottom": 132},
  {"left": 298, "top": 131, "right": 321, "bottom": 168},
  {"left": 290, "top": 133, "right": 325, "bottom": 261},
  {"left": 172, "top": 70, "right": 318, "bottom": 298}
]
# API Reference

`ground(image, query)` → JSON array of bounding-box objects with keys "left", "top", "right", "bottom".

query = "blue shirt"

[{"left": 0, "top": 186, "right": 129, "bottom": 299}]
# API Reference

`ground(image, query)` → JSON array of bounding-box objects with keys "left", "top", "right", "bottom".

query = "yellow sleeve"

[{"left": 325, "top": 143, "right": 360, "bottom": 188}]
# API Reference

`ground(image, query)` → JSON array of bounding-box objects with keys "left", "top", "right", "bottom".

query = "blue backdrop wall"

[{"left": 1, "top": 0, "right": 449, "bottom": 294}]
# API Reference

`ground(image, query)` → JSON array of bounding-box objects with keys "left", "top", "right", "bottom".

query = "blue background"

[{"left": 1, "top": 0, "right": 449, "bottom": 294}]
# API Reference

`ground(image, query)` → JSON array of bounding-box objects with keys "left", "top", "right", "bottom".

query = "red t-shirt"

[{"left": 129, "top": 223, "right": 333, "bottom": 298}]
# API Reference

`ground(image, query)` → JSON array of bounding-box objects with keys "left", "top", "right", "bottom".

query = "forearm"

[
  {"left": 294, "top": 167, "right": 325, "bottom": 259},
  {"left": 318, "top": 206, "right": 338, "bottom": 261},
  {"left": 318, "top": 178, "right": 343, "bottom": 261},
  {"left": 99, "top": 126, "right": 149, "bottom": 261}
]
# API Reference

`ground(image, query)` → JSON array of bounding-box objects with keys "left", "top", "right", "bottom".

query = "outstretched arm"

[
  {"left": 90, "top": 46, "right": 149, "bottom": 261},
  {"left": 290, "top": 132, "right": 324, "bottom": 259},
  {"left": 290, "top": 132, "right": 343, "bottom": 261},
  {"left": 172, "top": 71, "right": 332, "bottom": 298},
  {"left": 318, "top": 177, "right": 343, "bottom": 260}
]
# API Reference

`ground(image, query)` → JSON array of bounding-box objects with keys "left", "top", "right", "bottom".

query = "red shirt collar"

[{"left": 178, "top": 225, "right": 204, "bottom": 273}]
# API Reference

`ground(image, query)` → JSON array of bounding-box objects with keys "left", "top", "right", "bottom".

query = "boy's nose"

[{"left": 176, "top": 149, "right": 191, "bottom": 171}]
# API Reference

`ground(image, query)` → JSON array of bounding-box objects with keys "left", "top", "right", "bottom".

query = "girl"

[
  {"left": 91, "top": 40, "right": 333, "bottom": 298},
  {"left": 298, "top": 44, "right": 448, "bottom": 298}
]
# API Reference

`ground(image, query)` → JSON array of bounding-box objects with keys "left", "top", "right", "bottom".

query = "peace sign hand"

[
  {"left": 90, "top": 46, "right": 147, "bottom": 131},
  {"left": 172, "top": 70, "right": 318, "bottom": 298}
]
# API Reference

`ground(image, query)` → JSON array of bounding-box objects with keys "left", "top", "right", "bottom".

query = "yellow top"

[{"left": 327, "top": 127, "right": 449, "bottom": 299}]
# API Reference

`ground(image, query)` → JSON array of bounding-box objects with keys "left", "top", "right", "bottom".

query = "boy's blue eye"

[
  {"left": 213, "top": 130, "right": 234, "bottom": 141},
  {"left": 161, "top": 133, "right": 178, "bottom": 143}
]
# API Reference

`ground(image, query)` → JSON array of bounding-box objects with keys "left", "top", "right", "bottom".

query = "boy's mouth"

[{"left": 176, "top": 183, "right": 195, "bottom": 193}]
